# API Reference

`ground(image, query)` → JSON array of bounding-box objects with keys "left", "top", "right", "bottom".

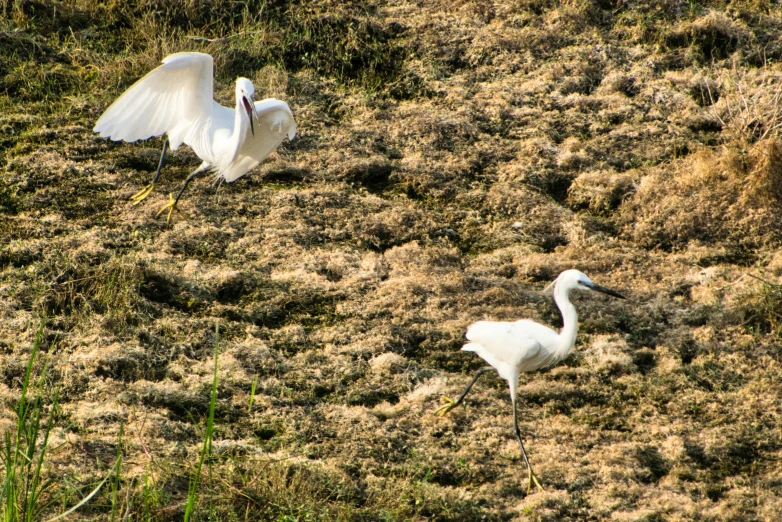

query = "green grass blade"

[
  {"left": 184, "top": 323, "right": 220, "bottom": 522},
  {"left": 110, "top": 422, "right": 124, "bottom": 522},
  {"left": 248, "top": 374, "right": 259, "bottom": 413},
  {"left": 25, "top": 389, "right": 59, "bottom": 522},
  {"left": 1, "top": 319, "right": 44, "bottom": 521},
  {"left": 42, "top": 463, "right": 116, "bottom": 522}
]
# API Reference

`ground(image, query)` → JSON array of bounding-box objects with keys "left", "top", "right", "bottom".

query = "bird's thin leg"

[
  {"left": 151, "top": 139, "right": 169, "bottom": 184},
  {"left": 513, "top": 398, "right": 544, "bottom": 494},
  {"left": 156, "top": 163, "right": 209, "bottom": 223},
  {"left": 131, "top": 140, "right": 168, "bottom": 205},
  {"left": 434, "top": 366, "right": 494, "bottom": 416}
]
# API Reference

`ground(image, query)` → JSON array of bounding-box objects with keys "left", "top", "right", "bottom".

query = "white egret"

[
  {"left": 435, "top": 269, "right": 626, "bottom": 493},
  {"left": 94, "top": 52, "right": 297, "bottom": 221}
]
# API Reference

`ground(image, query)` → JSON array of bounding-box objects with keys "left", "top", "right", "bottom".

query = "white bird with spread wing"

[
  {"left": 94, "top": 52, "right": 296, "bottom": 221},
  {"left": 435, "top": 269, "right": 626, "bottom": 493}
]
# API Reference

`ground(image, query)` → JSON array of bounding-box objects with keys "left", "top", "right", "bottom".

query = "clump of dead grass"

[
  {"left": 709, "top": 66, "right": 782, "bottom": 147},
  {"left": 732, "top": 275, "right": 782, "bottom": 341},
  {"left": 663, "top": 11, "right": 748, "bottom": 62},
  {"left": 622, "top": 138, "right": 782, "bottom": 251},
  {"left": 568, "top": 170, "right": 638, "bottom": 215}
]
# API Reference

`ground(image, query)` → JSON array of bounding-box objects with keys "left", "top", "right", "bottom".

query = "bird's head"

[
  {"left": 544, "top": 269, "right": 626, "bottom": 299},
  {"left": 236, "top": 77, "right": 258, "bottom": 137}
]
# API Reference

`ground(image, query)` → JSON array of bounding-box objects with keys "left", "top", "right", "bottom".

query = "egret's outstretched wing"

[
  {"left": 216, "top": 99, "right": 297, "bottom": 183},
  {"left": 463, "top": 320, "right": 542, "bottom": 371},
  {"left": 93, "top": 52, "right": 214, "bottom": 149}
]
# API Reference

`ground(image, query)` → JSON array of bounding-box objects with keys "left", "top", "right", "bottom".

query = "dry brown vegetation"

[{"left": 3, "top": 0, "right": 782, "bottom": 520}]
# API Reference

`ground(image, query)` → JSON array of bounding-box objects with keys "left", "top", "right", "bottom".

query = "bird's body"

[
  {"left": 190, "top": 97, "right": 295, "bottom": 183},
  {"left": 464, "top": 319, "right": 564, "bottom": 380},
  {"left": 435, "top": 269, "right": 626, "bottom": 493},
  {"left": 94, "top": 52, "right": 296, "bottom": 219},
  {"left": 461, "top": 269, "right": 605, "bottom": 397}
]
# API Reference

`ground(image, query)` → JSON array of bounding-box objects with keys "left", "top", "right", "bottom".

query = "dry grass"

[
  {"left": 622, "top": 138, "right": 782, "bottom": 252},
  {"left": 3, "top": 0, "right": 782, "bottom": 520}
]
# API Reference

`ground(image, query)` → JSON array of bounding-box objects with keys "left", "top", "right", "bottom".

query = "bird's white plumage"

[
  {"left": 463, "top": 321, "right": 542, "bottom": 383},
  {"left": 439, "top": 270, "right": 624, "bottom": 493},
  {"left": 94, "top": 53, "right": 214, "bottom": 149},
  {"left": 461, "top": 270, "right": 625, "bottom": 396},
  {"left": 93, "top": 52, "right": 296, "bottom": 185},
  {"left": 219, "top": 98, "right": 296, "bottom": 182}
]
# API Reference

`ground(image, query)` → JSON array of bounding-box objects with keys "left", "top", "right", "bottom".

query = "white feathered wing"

[
  {"left": 463, "top": 320, "right": 554, "bottom": 384},
  {"left": 93, "top": 52, "right": 214, "bottom": 150}
]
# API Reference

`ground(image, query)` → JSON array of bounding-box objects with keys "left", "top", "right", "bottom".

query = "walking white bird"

[
  {"left": 94, "top": 52, "right": 297, "bottom": 221},
  {"left": 434, "top": 269, "right": 625, "bottom": 493}
]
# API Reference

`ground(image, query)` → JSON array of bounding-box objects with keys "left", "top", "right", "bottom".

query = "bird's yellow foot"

[
  {"left": 433, "top": 395, "right": 461, "bottom": 417},
  {"left": 155, "top": 193, "right": 186, "bottom": 223},
  {"left": 527, "top": 467, "right": 544, "bottom": 494},
  {"left": 130, "top": 183, "right": 157, "bottom": 205}
]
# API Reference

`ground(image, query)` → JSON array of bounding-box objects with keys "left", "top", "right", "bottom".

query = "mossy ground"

[{"left": 3, "top": 1, "right": 782, "bottom": 520}]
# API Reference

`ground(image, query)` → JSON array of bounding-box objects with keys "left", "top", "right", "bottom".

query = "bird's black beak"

[
  {"left": 243, "top": 96, "right": 255, "bottom": 138},
  {"left": 582, "top": 281, "right": 626, "bottom": 299}
]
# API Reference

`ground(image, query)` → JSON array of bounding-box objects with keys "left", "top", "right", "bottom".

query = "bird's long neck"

[
  {"left": 552, "top": 285, "right": 579, "bottom": 360},
  {"left": 227, "top": 94, "right": 249, "bottom": 162}
]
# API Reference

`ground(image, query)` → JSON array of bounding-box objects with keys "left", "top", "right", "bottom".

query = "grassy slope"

[{"left": 3, "top": 0, "right": 782, "bottom": 520}]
